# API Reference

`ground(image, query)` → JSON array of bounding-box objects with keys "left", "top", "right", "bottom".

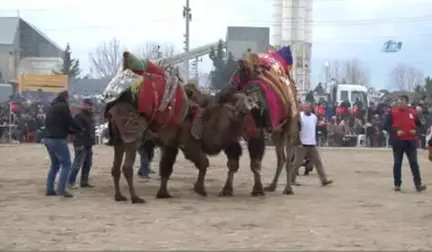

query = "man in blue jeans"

[
  {"left": 137, "top": 140, "right": 155, "bottom": 179},
  {"left": 43, "top": 91, "right": 82, "bottom": 198},
  {"left": 384, "top": 95, "right": 427, "bottom": 192},
  {"left": 68, "top": 99, "right": 96, "bottom": 188}
]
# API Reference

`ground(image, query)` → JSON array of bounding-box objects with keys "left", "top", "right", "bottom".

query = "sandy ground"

[{"left": 0, "top": 144, "right": 431, "bottom": 250}]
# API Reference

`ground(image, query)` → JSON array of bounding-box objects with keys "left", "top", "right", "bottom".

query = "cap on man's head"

[
  {"left": 82, "top": 98, "right": 93, "bottom": 106},
  {"left": 58, "top": 90, "right": 69, "bottom": 99}
]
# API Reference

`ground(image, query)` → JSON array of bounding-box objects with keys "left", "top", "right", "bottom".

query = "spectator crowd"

[
  {"left": 0, "top": 92, "right": 104, "bottom": 143},
  {"left": 1, "top": 90, "right": 432, "bottom": 149},
  {"left": 310, "top": 98, "right": 432, "bottom": 148}
]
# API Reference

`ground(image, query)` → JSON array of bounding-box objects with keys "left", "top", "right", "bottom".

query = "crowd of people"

[
  {"left": 0, "top": 92, "right": 105, "bottom": 143},
  {"left": 2, "top": 92, "right": 432, "bottom": 150},
  {"left": 311, "top": 98, "right": 432, "bottom": 149}
]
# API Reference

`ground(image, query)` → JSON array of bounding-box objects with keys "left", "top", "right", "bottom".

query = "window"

[
  {"left": 340, "top": 91, "right": 349, "bottom": 102},
  {"left": 351, "top": 91, "right": 366, "bottom": 104}
]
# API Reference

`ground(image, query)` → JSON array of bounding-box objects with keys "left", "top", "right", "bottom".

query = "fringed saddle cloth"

[
  {"left": 123, "top": 52, "right": 190, "bottom": 127},
  {"left": 242, "top": 52, "right": 299, "bottom": 130}
]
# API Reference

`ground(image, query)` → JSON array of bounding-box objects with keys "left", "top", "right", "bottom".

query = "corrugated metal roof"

[
  {"left": 21, "top": 19, "right": 63, "bottom": 53},
  {"left": 0, "top": 17, "right": 20, "bottom": 44}
]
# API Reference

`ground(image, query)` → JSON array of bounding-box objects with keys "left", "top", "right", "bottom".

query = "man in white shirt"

[{"left": 291, "top": 103, "right": 333, "bottom": 186}]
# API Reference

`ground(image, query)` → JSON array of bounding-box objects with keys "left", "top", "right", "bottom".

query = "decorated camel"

[
  {"left": 103, "top": 52, "right": 253, "bottom": 203},
  {"left": 210, "top": 46, "right": 301, "bottom": 196}
]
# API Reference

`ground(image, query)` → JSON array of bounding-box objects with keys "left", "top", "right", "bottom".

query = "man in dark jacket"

[
  {"left": 384, "top": 95, "right": 426, "bottom": 192},
  {"left": 44, "top": 91, "right": 82, "bottom": 198},
  {"left": 68, "top": 99, "right": 96, "bottom": 188}
]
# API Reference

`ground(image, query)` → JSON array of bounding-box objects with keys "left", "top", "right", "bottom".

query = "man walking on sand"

[
  {"left": 291, "top": 103, "right": 333, "bottom": 186},
  {"left": 384, "top": 95, "right": 427, "bottom": 192}
]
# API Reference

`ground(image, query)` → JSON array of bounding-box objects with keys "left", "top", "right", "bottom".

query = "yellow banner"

[{"left": 19, "top": 73, "right": 68, "bottom": 93}]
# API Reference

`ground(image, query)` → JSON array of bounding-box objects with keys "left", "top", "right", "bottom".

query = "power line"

[
  {"left": 6, "top": 15, "right": 431, "bottom": 36},
  {"left": 1, "top": 14, "right": 430, "bottom": 35},
  {"left": 0, "top": 0, "right": 427, "bottom": 12}
]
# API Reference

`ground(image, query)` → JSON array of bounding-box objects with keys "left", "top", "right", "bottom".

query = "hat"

[
  {"left": 83, "top": 98, "right": 93, "bottom": 106},
  {"left": 275, "top": 46, "right": 293, "bottom": 66}
]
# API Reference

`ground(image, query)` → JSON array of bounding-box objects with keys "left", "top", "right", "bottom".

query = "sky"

[{"left": 1, "top": 0, "right": 432, "bottom": 89}]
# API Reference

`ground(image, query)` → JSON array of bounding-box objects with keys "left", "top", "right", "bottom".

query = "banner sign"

[{"left": 18, "top": 73, "right": 68, "bottom": 93}]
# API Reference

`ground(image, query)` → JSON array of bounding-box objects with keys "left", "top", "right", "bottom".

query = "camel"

[
  {"left": 103, "top": 52, "right": 253, "bottom": 203},
  {"left": 207, "top": 46, "right": 301, "bottom": 196}
]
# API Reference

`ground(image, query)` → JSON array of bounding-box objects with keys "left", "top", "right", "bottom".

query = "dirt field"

[{"left": 0, "top": 144, "right": 431, "bottom": 250}]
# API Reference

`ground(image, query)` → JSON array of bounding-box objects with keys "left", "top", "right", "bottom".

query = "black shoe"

[
  {"left": 394, "top": 186, "right": 401, "bottom": 192},
  {"left": 80, "top": 183, "right": 94, "bottom": 188},
  {"left": 58, "top": 191, "right": 74, "bottom": 198},
  {"left": 322, "top": 180, "right": 333, "bottom": 186},
  {"left": 149, "top": 169, "right": 156, "bottom": 174},
  {"left": 416, "top": 184, "right": 426, "bottom": 192},
  {"left": 45, "top": 190, "right": 57, "bottom": 196}
]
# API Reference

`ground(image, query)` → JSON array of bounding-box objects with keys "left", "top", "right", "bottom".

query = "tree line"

[{"left": 56, "top": 38, "right": 431, "bottom": 98}]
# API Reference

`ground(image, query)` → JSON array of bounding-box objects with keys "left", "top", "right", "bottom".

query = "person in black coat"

[
  {"left": 43, "top": 91, "right": 82, "bottom": 198},
  {"left": 68, "top": 99, "right": 96, "bottom": 188}
]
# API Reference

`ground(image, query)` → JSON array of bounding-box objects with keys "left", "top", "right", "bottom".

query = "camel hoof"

[
  {"left": 263, "top": 185, "right": 276, "bottom": 192},
  {"left": 218, "top": 190, "right": 233, "bottom": 197},
  {"left": 131, "top": 196, "right": 146, "bottom": 204},
  {"left": 251, "top": 191, "right": 266, "bottom": 197},
  {"left": 156, "top": 190, "right": 172, "bottom": 199},
  {"left": 115, "top": 194, "right": 128, "bottom": 202},
  {"left": 194, "top": 184, "right": 208, "bottom": 197},
  {"left": 282, "top": 189, "right": 294, "bottom": 195}
]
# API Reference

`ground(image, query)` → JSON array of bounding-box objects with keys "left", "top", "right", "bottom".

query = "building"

[
  {"left": 272, "top": 0, "right": 313, "bottom": 91},
  {"left": 226, "top": 26, "right": 270, "bottom": 59},
  {"left": 0, "top": 17, "right": 63, "bottom": 83}
]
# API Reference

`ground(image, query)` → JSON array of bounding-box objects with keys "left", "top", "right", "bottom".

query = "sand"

[{"left": 0, "top": 144, "right": 431, "bottom": 250}]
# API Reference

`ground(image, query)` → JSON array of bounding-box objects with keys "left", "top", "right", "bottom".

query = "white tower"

[{"left": 272, "top": 0, "right": 313, "bottom": 91}]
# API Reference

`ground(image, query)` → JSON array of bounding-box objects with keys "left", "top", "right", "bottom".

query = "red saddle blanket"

[
  {"left": 242, "top": 78, "right": 286, "bottom": 137},
  {"left": 136, "top": 74, "right": 188, "bottom": 126}
]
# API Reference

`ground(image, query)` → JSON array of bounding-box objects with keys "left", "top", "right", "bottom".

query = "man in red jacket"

[{"left": 384, "top": 95, "right": 426, "bottom": 192}]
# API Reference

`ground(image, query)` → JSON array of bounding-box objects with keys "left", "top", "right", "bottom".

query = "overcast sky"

[{"left": 1, "top": 0, "right": 431, "bottom": 88}]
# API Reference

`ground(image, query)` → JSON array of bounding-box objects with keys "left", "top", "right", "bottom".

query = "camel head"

[{"left": 183, "top": 84, "right": 253, "bottom": 122}]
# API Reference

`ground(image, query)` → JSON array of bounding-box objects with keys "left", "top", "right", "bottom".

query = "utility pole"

[{"left": 183, "top": 0, "right": 191, "bottom": 81}]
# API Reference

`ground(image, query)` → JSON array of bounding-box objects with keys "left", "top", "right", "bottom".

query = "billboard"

[{"left": 18, "top": 73, "right": 68, "bottom": 93}]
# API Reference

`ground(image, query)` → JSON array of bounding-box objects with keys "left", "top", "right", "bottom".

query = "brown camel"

[
  {"left": 207, "top": 50, "right": 301, "bottom": 196},
  {"left": 104, "top": 66, "right": 253, "bottom": 203}
]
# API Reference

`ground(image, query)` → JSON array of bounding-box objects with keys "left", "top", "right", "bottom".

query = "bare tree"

[
  {"left": 321, "top": 58, "right": 370, "bottom": 86},
  {"left": 136, "top": 41, "right": 175, "bottom": 60},
  {"left": 89, "top": 37, "right": 122, "bottom": 78},
  {"left": 388, "top": 63, "right": 424, "bottom": 91}
]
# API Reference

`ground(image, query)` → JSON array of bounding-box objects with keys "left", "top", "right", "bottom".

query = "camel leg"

[
  {"left": 282, "top": 116, "right": 300, "bottom": 195},
  {"left": 219, "top": 141, "right": 242, "bottom": 197},
  {"left": 122, "top": 142, "right": 145, "bottom": 204},
  {"left": 264, "top": 131, "right": 286, "bottom": 192},
  {"left": 112, "top": 144, "right": 128, "bottom": 201},
  {"left": 183, "top": 144, "right": 210, "bottom": 197},
  {"left": 156, "top": 146, "right": 179, "bottom": 199},
  {"left": 282, "top": 141, "right": 295, "bottom": 195},
  {"left": 248, "top": 134, "right": 266, "bottom": 196}
]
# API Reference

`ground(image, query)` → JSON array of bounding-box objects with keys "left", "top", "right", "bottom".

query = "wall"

[
  {"left": 0, "top": 19, "right": 64, "bottom": 84},
  {"left": 226, "top": 27, "right": 270, "bottom": 59},
  {"left": 0, "top": 43, "right": 19, "bottom": 82}
]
